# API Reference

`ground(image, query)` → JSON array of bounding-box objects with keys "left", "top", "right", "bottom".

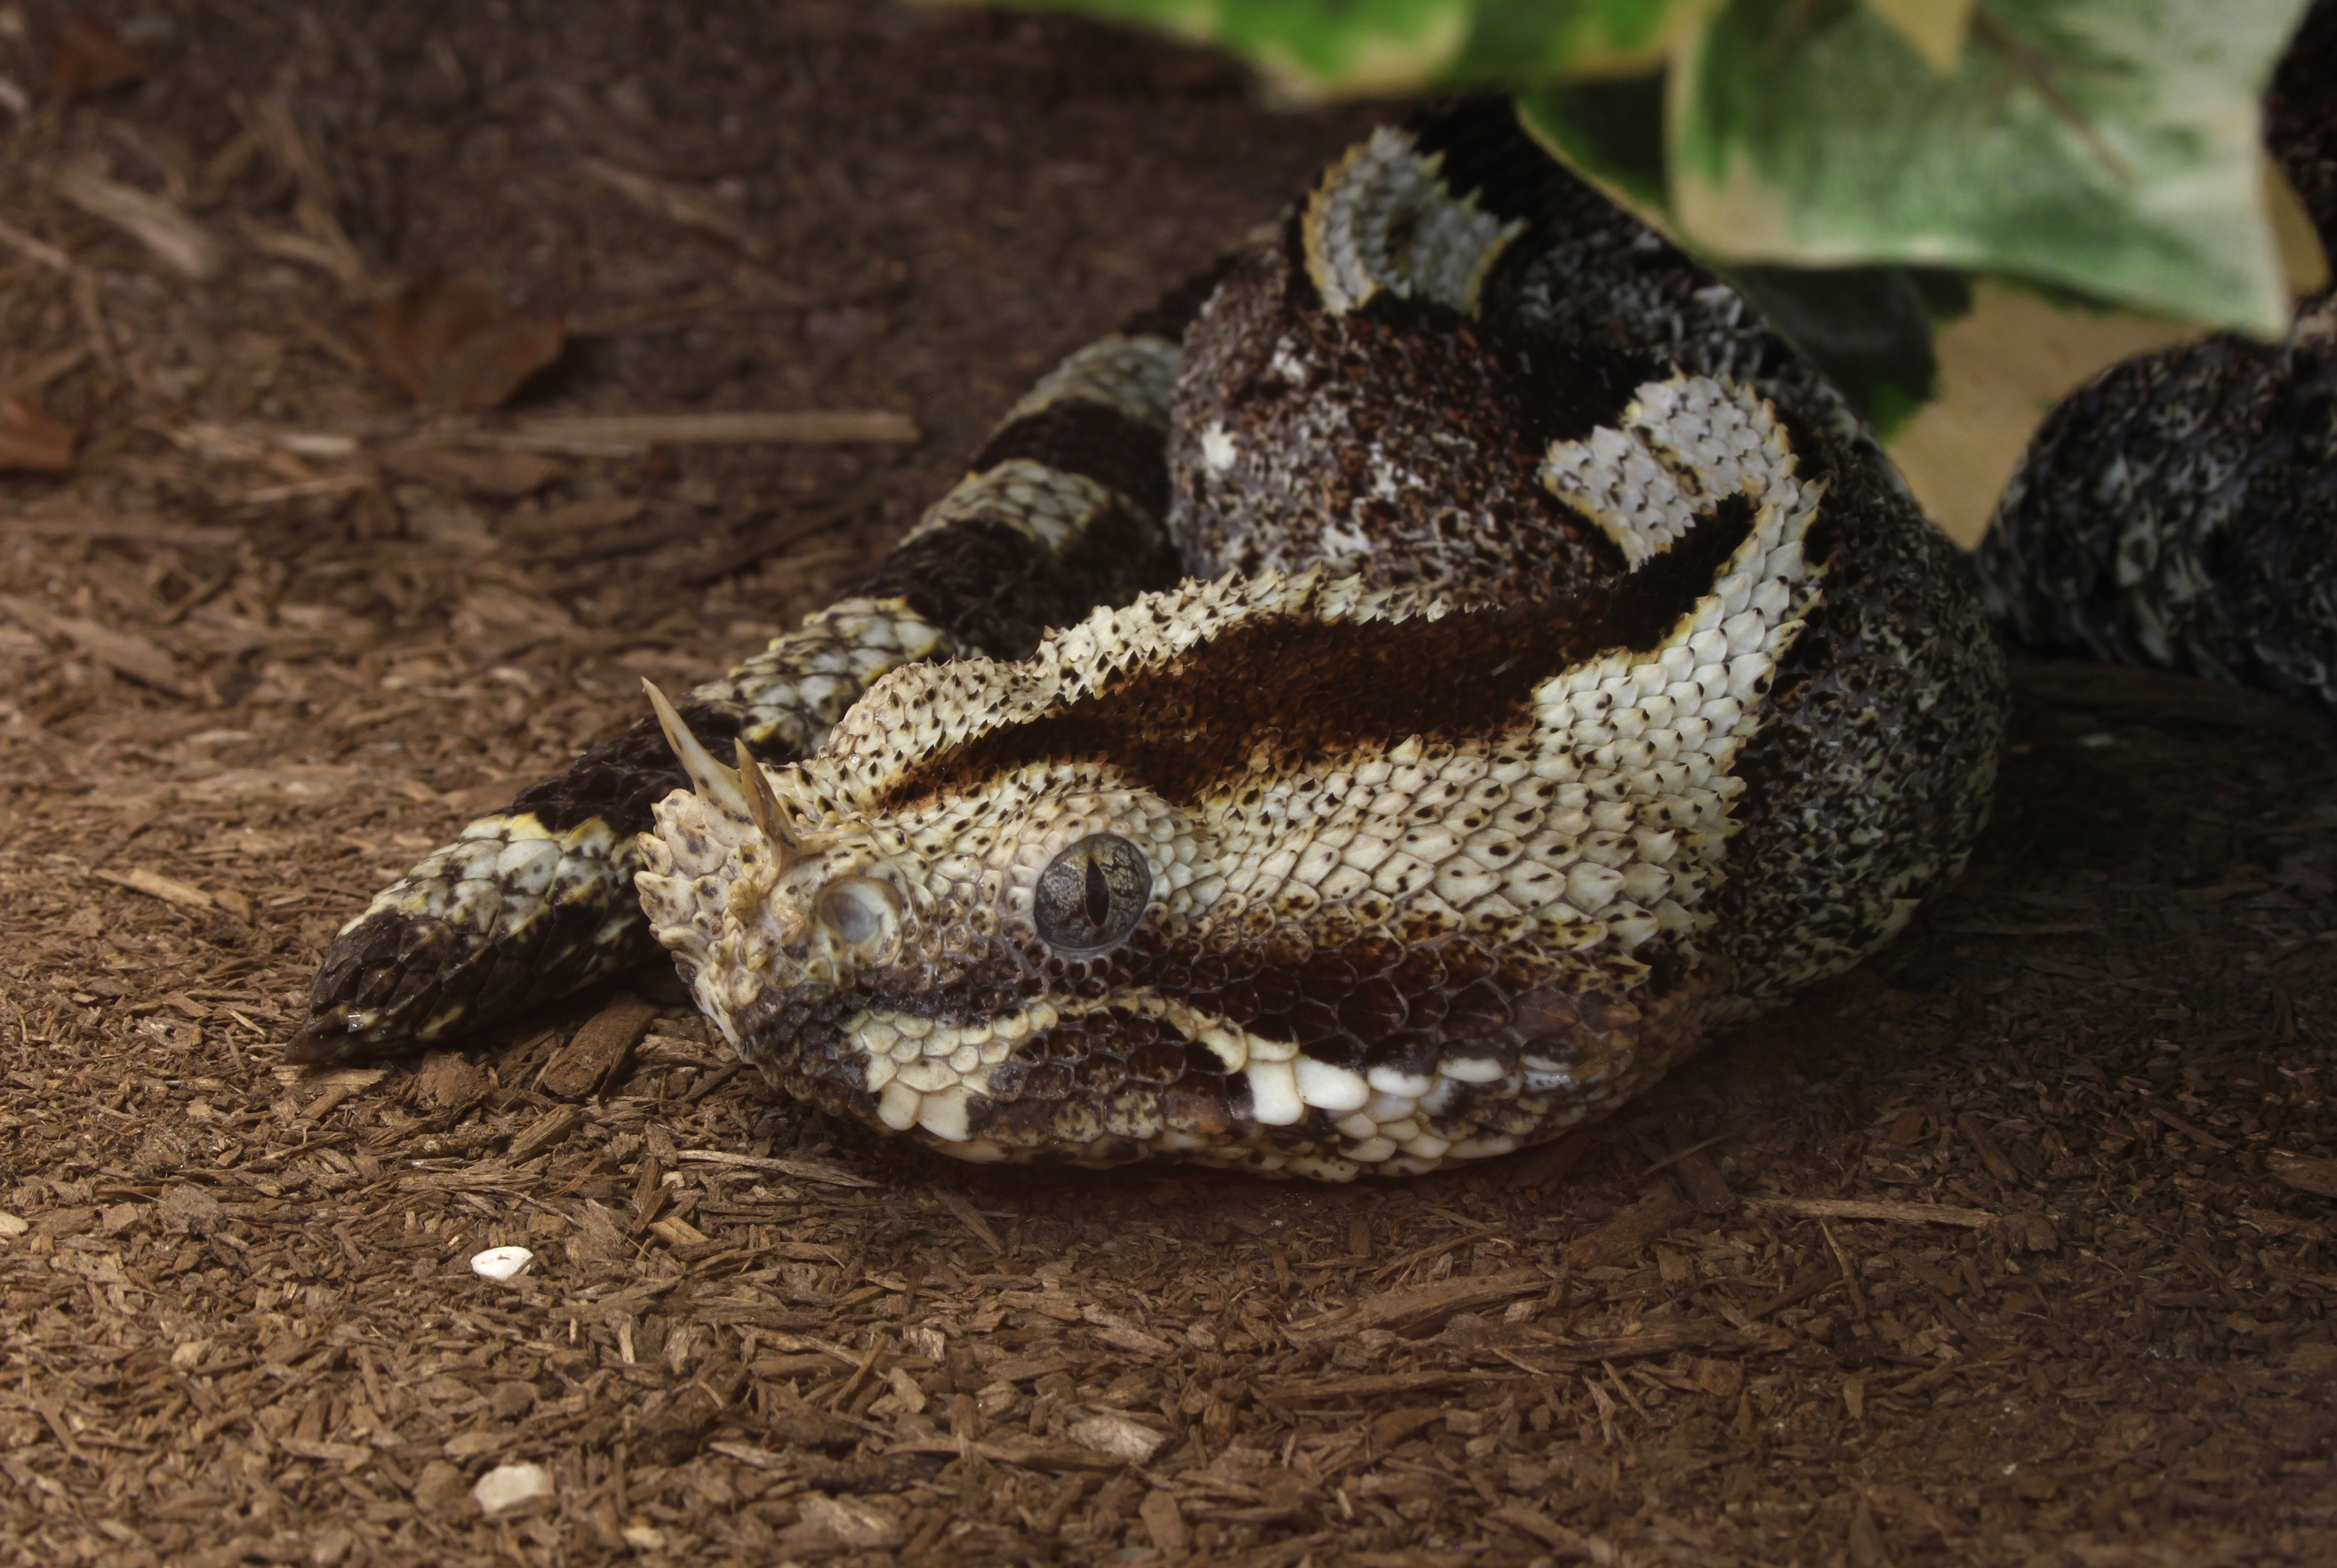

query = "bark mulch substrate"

[{"left": 3, "top": 5, "right": 2335, "bottom": 1566}]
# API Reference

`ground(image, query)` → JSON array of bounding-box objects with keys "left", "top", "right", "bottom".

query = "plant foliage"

[{"left": 992, "top": 0, "right": 2321, "bottom": 450}]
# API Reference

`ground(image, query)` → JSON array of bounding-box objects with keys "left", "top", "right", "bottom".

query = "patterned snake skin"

[
  {"left": 288, "top": 58, "right": 2332, "bottom": 1175},
  {"left": 1975, "top": 1, "right": 2337, "bottom": 701}
]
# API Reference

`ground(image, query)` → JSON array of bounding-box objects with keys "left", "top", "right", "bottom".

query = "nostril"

[{"left": 817, "top": 876, "right": 901, "bottom": 949}]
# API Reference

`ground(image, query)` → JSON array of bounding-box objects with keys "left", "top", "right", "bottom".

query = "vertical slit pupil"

[{"left": 1084, "top": 857, "right": 1112, "bottom": 928}]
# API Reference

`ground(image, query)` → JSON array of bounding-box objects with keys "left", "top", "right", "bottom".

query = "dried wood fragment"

[
  {"left": 375, "top": 444, "right": 560, "bottom": 496},
  {"left": 345, "top": 278, "right": 564, "bottom": 410},
  {"left": 0, "top": 514, "right": 244, "bottom": 548},
  {"left": 414, "top": 1051, "right": 486, "bottom": 1112},
  {"left": 0, "top": 215, "right": 73, "bottom": 273},
  {"left": 648, "top": 1214, "right": 710, "bottom": 1247},
  {"left": 507, "top": 1104, "right": 583, "bottom": 1161},
  {"left": 1956, "top": 1112, "right": 2021, "bottom": 1182},
  {"left": 2268, "top": 1150, "right": 2337, "bottom": 1199},
  {"left": 538, "top": 993, "right": 658, "bottom": 1098},
  {"left": 1366, "top": 1407, "right": 1445, "bottom": 1450},
  {"left": 1256, "top": 1369, "right": 1517, "bottom": 1401},
  {"left": 300, "top": 1068, "right": 387, "bottom": 1120},
  {"left": 1535, "top": 1323, "right": 1731, "bottom": 1362},
  {"left": 1662, "top": 1133, "right": 1736, "bottom": 1215},
  {"left": 1493, "top": 1504, "right": 1594, "bottom": 1552},
  {"left": 1289, "top": 1267, "right": 1549, "bottom": 1340},
  {"left": 0, "top": 396, "right": 76, "bottom": 473},
  {"left": 933, "top": 1189, "right": 1005, "bottom": 1253},
  {"left": 1561, "top": 1193, "right": 1694, "bottom": 1269},
  {"left": 502, "top": 410, "right": 918, "bottom": 451},
  {"left": 55, "top": 167, "right": 227, "bottom": 280},
  {"left": 578, "top": 157, "right": 770, "bottom": 256},
  {"left": 0, "top": 593, "right": 190, "bottom": 696},
  {"left": 673, "top": 1148, "right": 879, "bottom": 1188},
  {"left": 92, "top": 867, "right": 218, "bottom": 913},
  {"left": 50, "top": 16, "right": 146, "bottom": 99},
  {"left": 1092, "top": 1323, "right": 1176, "bottom": 1358},
  {"left": 1747, "top": 1197, "right": 1997, "bottom": 1228},
  {"left": 2148, "top": 1105, "right": 2232, "bottom": 1152},
  {"left": 1139, "top": 1490, "right": 1190, "bottom": 1558}
]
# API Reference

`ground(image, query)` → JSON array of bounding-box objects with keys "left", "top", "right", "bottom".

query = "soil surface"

[{"left": 3, "top": 5, "right": 2336, "bottom": 1566}]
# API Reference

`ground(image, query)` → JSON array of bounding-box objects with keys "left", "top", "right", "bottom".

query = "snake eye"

[
  {"left": 816, "top": 876, "right": 901, "bottom": 952},
  {"left": 1032, "top": 833, "right": 1151, "bottom": 957}
]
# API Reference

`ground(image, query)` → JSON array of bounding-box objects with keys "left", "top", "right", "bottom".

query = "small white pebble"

[
  {"left": 471, "top": 1461, "right": 554, "bottom": 1513},
  {"left": 470, "top": 1246, "right": 534, "bottom": 1282}
]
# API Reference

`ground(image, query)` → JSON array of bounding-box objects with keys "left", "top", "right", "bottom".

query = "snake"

[{"left": 286, "top": 58, "right": 2335, "bottom": 1179}]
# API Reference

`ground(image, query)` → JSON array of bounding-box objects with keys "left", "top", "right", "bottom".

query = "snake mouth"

[{"left": 811, "top": 988, "right": 1617, "bottom": 1171}]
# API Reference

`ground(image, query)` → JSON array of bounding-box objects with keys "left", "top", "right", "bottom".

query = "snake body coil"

[{"left": 289, "top": 82, "right": 2334, "bottom": 1179}]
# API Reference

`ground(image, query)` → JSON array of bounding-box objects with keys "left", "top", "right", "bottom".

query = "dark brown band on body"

[
  {"left": 971, "top": 399, "right": 1173, "bottom": 520},
  {"left": 510, "top": 701, "right": 760, "bottom": 837},
  {"left": 857, "top": 506, "right": 1184, "bottom": 662},
  {"left": 878, "top": 494, "right": 1755, "bottom": 811}
]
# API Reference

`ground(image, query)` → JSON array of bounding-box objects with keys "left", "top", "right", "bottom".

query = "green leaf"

[
  {"left": 1515, "top": 75, "right": 1673, "bottom": 215},
  {"left": 1447, "top": 0, "right": 1723, "bottom": 83},
  {"left": 1859, "top": 0, "right": 1978, "bottom": 72},
  {"left": 1669, "top": 0, "right": 2318, "bottom": 334},
  {"left": 996, "top": 0, "right": 1718, "bottom": 97},
  {"left": 1723, "top": 263, "right": 1969, "bottom": 435},
  {"left": 1521, "top": 84, "right": 1966, "bottom": 432}
]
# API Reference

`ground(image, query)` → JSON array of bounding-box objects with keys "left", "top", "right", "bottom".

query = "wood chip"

[
  {"left": 0, "top": 215, "right": 74, "bottom": 273},
  {"left": 344, "top": 277, "right": 564, "bottom": 410},
  {"left": 1492, "top": 1504, "right": 1590, "bottom": 1552},
  {"left": 1957, "top": 1112, "right": 2021, "bottom": 1181},
  {"left": 507, "top": 1104, "right": 583, "bottom": 1161},
  {"left": 1535, "top": 1324, "right": 1729, "bottom": 1362},
  {"left": 2149, "top": 1105, "right": 2233, "bottom": 1153},
  {"left": 375, "top": 444, "right": 561, "bottom": 496},
  {"left": 1747, "top": 1197, "right": 1998, "bottom": 1228},
  {"left": 0, "top": 514, "right": 245, "bottom": 548},
  {"left": 92, "top": 867, "right": 219, "bottom": 912},
  {"left": 930, "top": 1189, "right": 1005, "bottom": 1253},
  {"left": 1140, "top": 1490, "right": 1190, "bottom": 1557},
  {"left": 1663, "top": 1136, "right": 1736, "bottom": 1215},
  {"left": 0, "top": 592, "right": 190, "bottom": 696},
  {"left": 2268, "top": 1150, "right": 2337, "bottom": 1199},
  {"left": 299, "top": 1068, "right": 388, "bottom": 1120},
  {"left": 1560, "top": 1193, "right": 1694, "bottom": 1268},
  {"left": 673, "top": 1148, "right": 879, "bottom": 1188},
  {"left": 578, "top": 157, "right": 770, "bottom": 256},
  {"left": 501, "top": 410, "right": 918, "bottom": 451},
  {"left": 1289, "top": 1268, "right": 1549, "bottom": 1340},
  {"left": 538, "top": 994, "right": 658, "bottom": 1098},
  {"left": 1257, "top": 1369, "right": 1517, "bottom": 1401},
  {"left": 649, "top": 1214, "right": 711, "bottom": 1247},
  {"left": 50, "top": 15, "right": 146, "bottom": 100},
  {"left": 55, "top": 167, "right": 227, "bottom": 280},
  {"left": 0, "top": 396, "right": 77, "bottom": 473}
]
